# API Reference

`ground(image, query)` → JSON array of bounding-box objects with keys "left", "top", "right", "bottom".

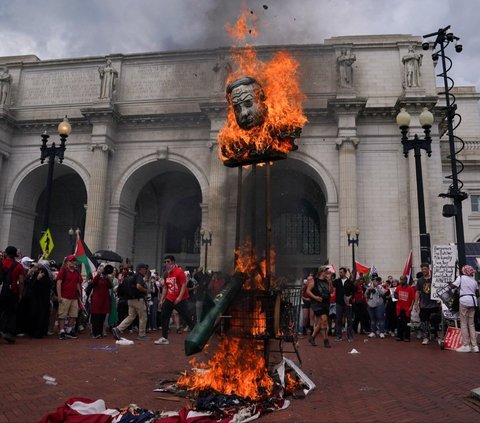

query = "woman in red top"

[
  {"left": 352, "top": 277, "right": 369, "bottom": 334},
  {"left": 90, "top": 265, "right": 114, "bottom": 338},
  {"left": 394, "top": 275, "right": 416, "bottom": 341}
]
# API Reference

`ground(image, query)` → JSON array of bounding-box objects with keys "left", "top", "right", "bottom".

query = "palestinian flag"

[{"left": 75, "top": 234, "right": 97, "bottom": 279}]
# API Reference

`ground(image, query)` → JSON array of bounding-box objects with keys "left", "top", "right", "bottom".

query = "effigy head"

[{"left": 226, "top": 76, "right": 267, "bottom": 130}]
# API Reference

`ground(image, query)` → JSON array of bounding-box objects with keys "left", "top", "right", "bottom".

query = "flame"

[
  {"left": 178, "top": 337, "right": 273, "bottom": 400},
  {"left": 218, "top": 11, "right": 307, "bottom": 164},
  {"left": 224, "top": 9, "right": 258, "bottom": 42},
  {"left": 234, "top": 240, "right": 275, "bottom": 290}
]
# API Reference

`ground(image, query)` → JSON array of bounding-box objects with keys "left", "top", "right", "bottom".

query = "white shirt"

[{"left": 453, "top": 275, "right": 479, "bottom": 307}]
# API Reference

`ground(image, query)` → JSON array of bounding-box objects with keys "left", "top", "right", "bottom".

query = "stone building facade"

[{"left": 0, "top": 34, "right": 479, "bottom": 278}]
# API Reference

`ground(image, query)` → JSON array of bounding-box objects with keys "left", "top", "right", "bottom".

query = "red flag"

[
  {"left": 402, "top": 250, "right": 413, "bottom": 283},
  {"left": 355, "top": 261, "right": 370, "bottom": 275}
]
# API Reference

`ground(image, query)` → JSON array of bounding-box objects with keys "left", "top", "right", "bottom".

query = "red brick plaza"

[{"left": 1, "top": 332, "right": 479, "bottom": 422}]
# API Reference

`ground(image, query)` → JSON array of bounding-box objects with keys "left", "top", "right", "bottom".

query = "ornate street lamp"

[
  {"left": 200, "top": 228, "right": 212, "bottom": 271},
  {"left": 68, "top": 227, "right": 75, "bottom": 254},
  {"left": 346, "top": 228, "right": 359, "bottom": 277},
  {"left": 40, "top": 116, "right": 72, "bottom": 233},
  {"left": 422, "top": 25, "right": 467, "bottom": 268},
  {"left": 396, "top": 107, "right": 434, "bottom": 264}
]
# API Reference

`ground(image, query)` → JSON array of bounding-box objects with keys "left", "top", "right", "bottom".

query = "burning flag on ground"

[{"left": 155, "top": 337, "right": 314, "bottom": 422}]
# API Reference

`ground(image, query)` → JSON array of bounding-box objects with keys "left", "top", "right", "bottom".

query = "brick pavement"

[{"left": 1, "top": 331, "right": 479, "bottom": 423}]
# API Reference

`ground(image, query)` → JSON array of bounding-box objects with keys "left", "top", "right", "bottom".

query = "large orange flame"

[
  {"left": 178, "top": 337, "right": 273, "bottom": 400},
  {"left": 218, "top": 12, "right": 307, "bottom": 164}
]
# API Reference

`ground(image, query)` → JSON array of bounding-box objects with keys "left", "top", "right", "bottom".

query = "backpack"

[
  {"left": 123, "top": 274, "right": 141, "bottom": 299},
  {"left": 0, "top": 261, "right": 18, "bottom": 299}
]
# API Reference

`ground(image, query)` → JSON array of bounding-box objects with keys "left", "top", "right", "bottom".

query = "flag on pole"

[
  {"left": 74, "top": 233, "right": 97, "bottom": 279},
  {"left": 355, "top": 261, "right": 370, "bottom": 275},
  {"left": 402, "top": 250, "right": 413, "bottom": 283}
]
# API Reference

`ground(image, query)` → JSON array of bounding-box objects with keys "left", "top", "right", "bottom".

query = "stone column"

[
  {"left": 336, "top": 137, "right": 359, "bottom": 267},
  {"left": 81, "top": 106, "right": 118, "bottom": 254},
  {"left": 200, "top": 103, "right": 229, "bottom": 272},
  {"left": 84, "top": 143, "right": 112, "bottom": 253},
  {"left": 206, "top": 140, "right": 229, "bottom": 271}
]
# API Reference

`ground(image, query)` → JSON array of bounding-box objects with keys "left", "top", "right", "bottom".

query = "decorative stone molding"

[
  {"left": 335, "top": 137, "right": 360, "bottom": 150},
  {"left": 91, "top": 143, "right": 115, "bottom": 154},
  {"left": 119, "top": 113, "right": 208, "bottom": 128},
  {"left": 156, "top": 147, "right": 168, "bottom": 160}
]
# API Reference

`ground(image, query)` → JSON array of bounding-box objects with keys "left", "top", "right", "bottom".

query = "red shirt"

[
  {"left": 57, "top": 267, "right": 82, "bottom": 300},
  {"left": 164, "top": 266, "right": 188, "bottom": 302},
  {"left": 1, "top": 258, "right": 24, "bottom": 295},
  {"left": 395, "top": 284, "right": 416, "bottom": 317}
]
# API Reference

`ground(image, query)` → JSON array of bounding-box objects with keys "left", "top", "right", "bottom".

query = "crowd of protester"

[
  {"left": 299, "top": 264, "right": 479, "bottom": 352},
  {"left": 0, "top": 244, "right": 478, "bottom": 353},
  {"left": 0, "top": 245, "right": 223, "bottom": 345}
]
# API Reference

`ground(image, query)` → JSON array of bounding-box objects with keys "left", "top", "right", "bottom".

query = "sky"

[{"left": 0, "top": 0, "right": 478, "bottom": 90}]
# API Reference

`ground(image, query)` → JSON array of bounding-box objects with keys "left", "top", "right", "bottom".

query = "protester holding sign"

[{"left": 451, "top": 265, "right": 479, "bottom": 353}]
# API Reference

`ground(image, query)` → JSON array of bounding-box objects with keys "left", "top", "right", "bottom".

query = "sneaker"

[
  {"left": 137, "top": 335, "right": 150, "bottom": 341},
  {"left": 112, "top": 327, "right": 122, "bottom": 340},
  {"left": 368, "top": 332, "right": 376, "bottom": 338},
  {"left": 154, "top": 337, "right": 169, "bottom": 345},
  {"left": 456, "top": 345, "right": 471, "bottom": 353},
  {"left": 379, "top": 333, "right": 385, "bottom": 339},
  {"left": 176, "top": 328, "right": 183, "bottom": 334},
  {"left": 335, "top": 337, "right": 342, "bottom": 342},
  {"left": 471, "top": 346, "right": 479, "bottom": 353},
  {"left": 308, "top": 336, "right": 317, "bottom": 346},
  {"left": 65, "top": 332, "right": 78, "bottom": 339},
  {"left": 59, "top": 332, "right": 66, "bottom": 340},
  {"left": 92, "top": 334, "right": 102, "bottom": 339},
  {"left": 422, "top": 338, "right": 429, "bottom": 345},
  {"left": 324, "top": 339, "right": 331, "bottom": 348}
]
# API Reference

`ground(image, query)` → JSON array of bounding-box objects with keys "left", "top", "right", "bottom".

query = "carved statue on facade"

[
  {"left": 0, "top": 67, "right": 12, "bottom": 105},
  {"left": 98, "top": 59, "right": 118, "bottom": 99},
  {"left": 402, "top": 45, "right": 422, "bottom": 88},
  {"left": 226, "top": 76, "right": 267, "bottom": 130},
  {"left": 337, "top": 48, "right": 356, "bottom": 88}
]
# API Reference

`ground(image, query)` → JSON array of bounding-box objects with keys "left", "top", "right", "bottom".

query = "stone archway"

[
  {"left": 6, "top": 163, "right": 87, "bottom": 262},
  {"left": 239, "top": 157, "right": 331, "bottom": 279},
  {"left": 114, "top": 160, "right": 203, "bottom": 271}
]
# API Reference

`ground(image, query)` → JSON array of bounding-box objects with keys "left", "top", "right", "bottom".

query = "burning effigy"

[
  {"left": 164, "top": 10, "right": 314, "bottom": 421},
  {"left": 218, "top": 10, "right": 307, "bottom": 167}
]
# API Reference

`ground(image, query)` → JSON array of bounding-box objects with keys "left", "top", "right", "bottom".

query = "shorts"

[
  {"left": 58, "top": 298, "right": 79, "bottom": 319},
  {"left": 313, "top": 304, "right": 329, "bottom": 317},
  {"left": 302, "top": 301, "right": 311, "bottom": 309}
]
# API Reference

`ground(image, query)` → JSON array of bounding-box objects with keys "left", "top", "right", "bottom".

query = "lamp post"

[
  {"left": 68, "top": 227, "right": 75, "bottom": 254},
  {"left": 422, "top": 25, "right": 467, "bottom": 268},
  {"left": 346, "top": 228, "right": 359, "bottom": 277},
  {"left": 396, "top": 107, "right": 433, "bottom": 265},
  {"left": 200, "top": 228, "right": 212, "bottom": 271},
  {"left": 40, "top": 116, "right": 72, "bottom": 233}
]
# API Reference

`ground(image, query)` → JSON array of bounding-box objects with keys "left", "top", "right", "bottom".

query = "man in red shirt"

[
  {"left": 56, "top": 255, "right": 82, "bottom": 340},
  {"left": 154, "top": 255, "right": 196, "bottom": 345},
  {"left": 394, "top": 275, "right": 416, "bottom": 341},
  {"left": 0, "top": 246, "right": 25, "bottom": 344}
]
